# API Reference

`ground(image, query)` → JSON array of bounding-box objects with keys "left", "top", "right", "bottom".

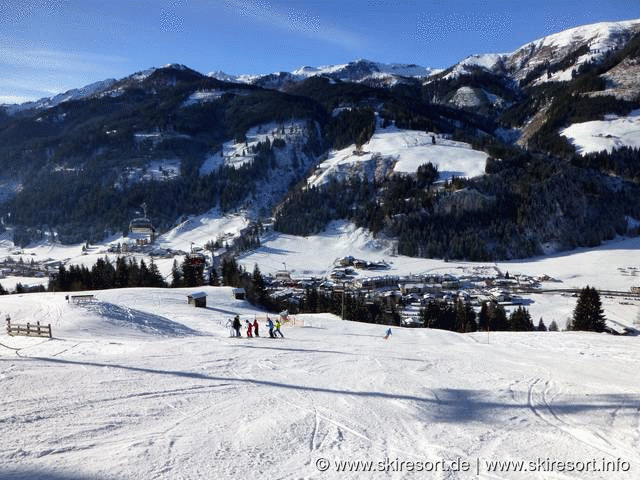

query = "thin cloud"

[
  {"left": 223, "top": 0, "right": 365, "bottom": 50},
  {"left": 0, "top": 42, "right": 128, "bottom": 103},
  {"left": 0, "top": 45, "right": 127, "bottom": 76}
]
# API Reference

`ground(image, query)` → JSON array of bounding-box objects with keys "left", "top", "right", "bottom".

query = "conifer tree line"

[
  {"left": 421, "top": 300, "right": 537, "bottom": 333},
  {"left": 49, "top": 257, "right": 167, "bottom": 291}
]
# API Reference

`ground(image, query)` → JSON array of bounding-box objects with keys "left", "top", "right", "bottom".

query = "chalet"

[
  {"left": 187, "top": 291, "right": 207, "bottom": 308},
  {"left": 232, "top": 288, "right": 246, "bottom": 300}
]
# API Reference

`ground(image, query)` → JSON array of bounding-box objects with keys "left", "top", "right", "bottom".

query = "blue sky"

[{"left": 1, "top": 0, "right": 639, "bottom": 104}]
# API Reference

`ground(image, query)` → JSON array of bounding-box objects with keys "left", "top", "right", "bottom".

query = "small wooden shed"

[
  {"left": 187, "top": 291, "right": 207, "bottom": 308},
  {"left": 232, "top": 288, "right": 246, "bottom": 300}
]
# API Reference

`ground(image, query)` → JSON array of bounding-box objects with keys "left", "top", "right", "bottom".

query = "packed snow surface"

[
  {"left": 0, "top": 286, "right": 638, "bottom": 479},
  {"left": 561, "top": 109, "right": 640, "bottom": 154}
]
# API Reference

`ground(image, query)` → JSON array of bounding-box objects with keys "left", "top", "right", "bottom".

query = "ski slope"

[{"left": 0, "top": 287, "right": 638, "bottom": 479}]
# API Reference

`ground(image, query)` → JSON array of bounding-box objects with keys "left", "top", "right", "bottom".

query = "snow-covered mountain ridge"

[
  {"left": 2, "top": 19, "right": 639, "bottom": 110},
  {"left": 439, "top": 19, "right": 640, "bottom": 86}
]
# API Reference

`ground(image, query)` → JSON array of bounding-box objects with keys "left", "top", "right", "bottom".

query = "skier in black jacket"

[{"left": 232, "top": 315, "right": 242, "bottom": 337}]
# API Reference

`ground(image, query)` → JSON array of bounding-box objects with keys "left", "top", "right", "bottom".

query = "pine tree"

[
  {"left": 115, "top": 257, "right": 129, "bottom": 288},
  {"left": 509, "top": 306, "right": 534, "bottom": 331},
  {"left": 251, "top": 264, "right": 267, "bottom": 303},
  {"left": 537, "top": 317, "right": 547, "bottom": 331},
  {"left": 548, "top": 320, "right": 559, "bottom": 331},
  {"left": 570, "top": 286, "right": 606, "bottom": 332},
  {"left": 148, "top": 259, "right": 166, "bottom": 287},
  {"left": 478, "top": 301, "right": 490, "bottom": 330},
  {"left": 171, "top": 259, "right": 183, "bottom": 288},
  {"left": 209, "top": 267, "right": 218, "bottom": 286}
]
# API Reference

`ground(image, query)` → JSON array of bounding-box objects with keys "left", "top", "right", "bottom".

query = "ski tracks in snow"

[{"left": 527, "top": 377, "right": 639, "bottom": 462}]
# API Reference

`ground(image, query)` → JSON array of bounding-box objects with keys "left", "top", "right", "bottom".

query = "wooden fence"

[{"left": 6, "top": 318, "right": 52, "bottom": 338}]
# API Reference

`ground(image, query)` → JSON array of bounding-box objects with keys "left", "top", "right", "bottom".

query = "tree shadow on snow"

[
  {"left": 205, "top": 306, "right": 241, "bottom": 316},
  {"left": 11, "top": 356, "right": 640, "bottom": 425},
  {"left": 1, "top": 470, "right": 115, "bottom": 480},
  {"left": 239, "top": 343, "right": 359, "bottom": 356}
]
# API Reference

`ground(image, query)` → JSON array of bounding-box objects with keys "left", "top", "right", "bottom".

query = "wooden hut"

[{"left": 187, "top": 291, "right": 207, "bottom": 308}]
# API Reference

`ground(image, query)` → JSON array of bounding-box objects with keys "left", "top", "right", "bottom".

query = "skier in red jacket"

[{"left": 246, "top": 320, "right": 253, "bottom": 338}]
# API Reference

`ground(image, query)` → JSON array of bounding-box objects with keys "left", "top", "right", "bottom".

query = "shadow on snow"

[{"left": 8, "top": 355, "right": 640, "bottom": 424}]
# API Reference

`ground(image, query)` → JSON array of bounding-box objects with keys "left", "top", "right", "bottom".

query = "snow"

[
  {"left": 293, "top": 60, "right": 437, "bottom": 81},
  {"left": 524, "top": 20, "right": 640, "bottom": 56},
  {"left": 115, "top": 159, "right": 181, "bottom": 188},
  {"left": 0, "top": 186, "right": 638, "bottom": 479},
  {"left": 2, "top": 79, "right": 117, "bottom": 114},
  {"left": 307, "top": 124, "right": 488, "bottom": 187},
  {"left": 560, "top": 109, "right": 640, "bottom": 154},
  {"left": 517, "top": 20, "right": 640, "bottom": 85},
  {"left": 441, "top": 20, "right": 640, "bottom": 86},
  {"left": 3, "top": 203, "right": 640, "bottom": 332},
  {"left": 199, "top": 120, "right": 309, "bottom": 175},
  {"left": 1, "top": 286, "right": 639, "bottom": 479},
  {"left": 442, "top": 53, "right": 505, "bottom": 80},
  {"left": 182, "top": 89, "right": 226, "bottom": 106},
  {"left": 155, "top": 212, "right": 250, "bottom": 253}
]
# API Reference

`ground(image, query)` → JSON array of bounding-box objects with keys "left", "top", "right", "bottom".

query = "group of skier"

[{"left": 229, "top": 315, "right": 284, "bottom": 338}]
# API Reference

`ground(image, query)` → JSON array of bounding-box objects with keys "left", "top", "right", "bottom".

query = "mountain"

[
  {"left": 0, "top": 20, "right": 639, "bottom": 260},
  {"left": 439, "top": 20, "right": 640, "bottom": 86},
  {"left": 2, "top": 78, "right": 118, "bottom": 114},
  {"left": 207, "top": 60, "right": 438, "bottom": 91}
]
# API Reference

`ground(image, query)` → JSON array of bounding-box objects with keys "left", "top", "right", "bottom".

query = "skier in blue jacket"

[{"left": 266, "top": 317, "right": 275, "bottom": 338}]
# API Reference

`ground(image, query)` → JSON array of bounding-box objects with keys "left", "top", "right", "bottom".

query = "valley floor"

[{"left": 0, "top": 287, "right": 638, "bottom": 479}]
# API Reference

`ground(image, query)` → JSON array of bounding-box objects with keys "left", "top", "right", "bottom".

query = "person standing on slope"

[
  {"left": 232, "top": 315, "right": 242, "bottom": 337},
  {"left": 383, "top": 327, "right": 392, "bottom": 340},
  {"left": 253, "top": 318, "right": 259, "bottom": 337},
  {"left": 266, "top": 317, "right": 275, "bottom": 338},
  {"left": 246, "top": 320, "right": 253, "bottom": 338},
  {"left": 225, "top": 318, "right": 234, "bottom": 337},
  {"left": 274, "top": 319, "right": 284, "bottom": 338}
]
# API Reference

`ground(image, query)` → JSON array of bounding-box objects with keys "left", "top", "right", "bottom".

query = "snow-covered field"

[
  {"left": 307, "top": 125, "right": 488, "bottom": 187},
  {"left": 561, "top": 109, "right": 640, "bottom": 154},
  {"left": 0, "top": 286, "right": 638, "bottom": 479}
]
